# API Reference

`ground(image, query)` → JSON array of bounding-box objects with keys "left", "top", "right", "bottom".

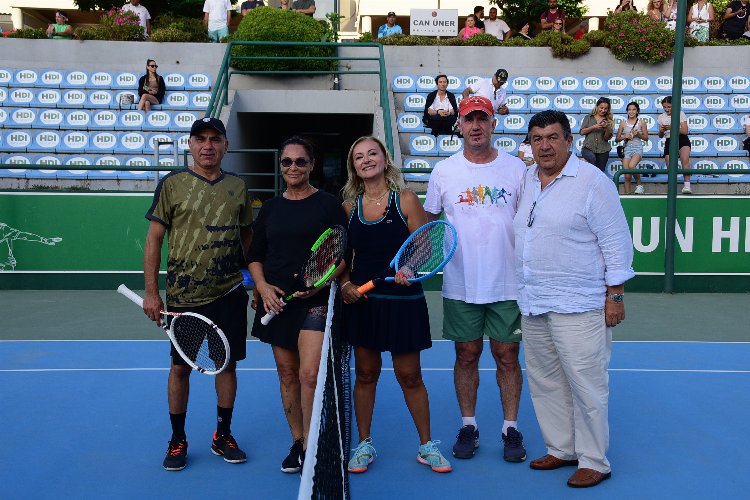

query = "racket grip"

[
  {"left": 117, "top": 284, "right": 144, "bottom": 307},
  {"left": 357, "top": 281, "right": 376, "bottom": 295},
  {"left": 260, "top": 309, "right": 278, "bottom": 326}
]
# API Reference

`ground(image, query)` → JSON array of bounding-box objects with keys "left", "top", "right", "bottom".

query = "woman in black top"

[
  {"left": 137, "top": 59, "right": 166, "bottom": 111},
  {"left": 423, "top": 75, "right": 459, "bottom": 137},
  {"left": 248, "top": 136, "right": 347, "bottom": 474}
]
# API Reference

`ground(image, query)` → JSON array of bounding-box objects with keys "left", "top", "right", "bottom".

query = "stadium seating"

[
  {"left": 0, "top": 68, "right": 210, "bottom": 178},
  {"left": 394, "top": 73, "right": 750, "bottom": 185}
]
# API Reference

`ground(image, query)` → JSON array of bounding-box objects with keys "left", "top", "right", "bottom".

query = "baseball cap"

[
  {"left": 190, "top": 117, "right": 227, "bottom": 137},
  {"left": 495, "top": 68, "right": 509, "bottom": 81},
  {"left": 387, "top": 11, "right": 396, "bottom": 16},
  {"left": 459, "top": 96, "right": 494, "bottom": 117}
]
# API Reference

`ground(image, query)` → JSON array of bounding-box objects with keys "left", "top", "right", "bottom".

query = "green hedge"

[
  {"left": 231, "top": 6, "right": 334, "bottom": 72},
  {"left": 6, "top": 28, "right": 48, "bottom": 39}
]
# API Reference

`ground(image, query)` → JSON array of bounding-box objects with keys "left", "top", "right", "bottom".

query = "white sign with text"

[{"left": 410, "top": 9, "right": 458, "bottom": 36}]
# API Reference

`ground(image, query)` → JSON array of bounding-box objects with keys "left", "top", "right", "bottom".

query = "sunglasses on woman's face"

[
  {"left": 148, "top": 64, "right": 158, "bottom": 68},
  {"left": 281, "top": 158, "right": 310, "bottom": 168}
]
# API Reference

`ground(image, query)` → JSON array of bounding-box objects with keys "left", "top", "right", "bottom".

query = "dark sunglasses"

[
  {"left": 148, "top": 64, "right": 158, "bottom": 68},
  {"left": 281, "top": 157, "right": 309, "bottom": 168}
]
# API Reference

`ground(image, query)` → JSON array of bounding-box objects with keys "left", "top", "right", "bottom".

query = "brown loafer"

[
  {"left": 529, "top": 454, "right": 579, "bottom": 470},
  {"left": 567, "top": 468, "right": 612, "bottom": 488}
]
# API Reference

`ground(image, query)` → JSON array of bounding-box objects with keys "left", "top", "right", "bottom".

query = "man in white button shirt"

[
  {"left": 483, "top": 7, "right": 511, "bottom": 40},
  {"left": 513, "top": 110, "right": 634, "bottom": 489},
  {"left": 122, "top": 0, "right": 151, "bottom": 37}
]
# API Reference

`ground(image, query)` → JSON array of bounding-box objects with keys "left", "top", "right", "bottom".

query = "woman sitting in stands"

[
  {"left": 614, "top": 0, "right": 638, "bottom": 13},
  {"left": 512, "top": 22, "right": 534, "bottom": 39},
  {"left": 687, "top": 0, "right": 715, "bottom": 41},
  {"left": 580, "top": 97, "right": 614, "bottom": 173},
  {"left": 616, "top": 101, "right": 649, "bottom": 195},
  {"left": 552, "top": 18, "right": 565, "bottom": 32},
  {"left": 137, "top": 59, "right": 166, "bottom": 112},
  {"left": 47, "top": 11, "right": 74, "bottom": 39},
  {"left": 517, "top": 134, "right": 535, "bottom": 166},
  {"left": 647, "top": 0, "right": 669, "bottom": 22},
  {"left": 458, "top": 14, "right": 483, "bottom": 39},
  {"left": 423, "top": 75, "right": 459, "bottom": 138}
]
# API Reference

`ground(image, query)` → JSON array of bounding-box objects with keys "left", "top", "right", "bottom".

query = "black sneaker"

[
  {"left": 452, "top": 425, "right": 479, "bottom": 459},
  {"left": 502, "top": 427, "right": 527, "bottom": 463},
  {"left": 163, "top": 438, "right": 188, "bottom": 471},
  {"left": 281, "top": 439, "right": 304, "bottom": 473},
  {"left": 211, "top": 432, "right": 247, "bottom": 463}
]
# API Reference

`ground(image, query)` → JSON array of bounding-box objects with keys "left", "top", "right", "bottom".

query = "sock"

[
  {"left": 217, "top": 406, "right": 234, "bottom": 436},
  {"left": 169, "top": 412, "right": 187, "bottom": 441},
  {"left": 462, "top": 416, "right": 477, "bottom": 429},
  {"left": 684, "top": 181, "right": 691, "bottom": 188},
  {"left": 502, "top": 420, "right": 518, "bottom": 436}
]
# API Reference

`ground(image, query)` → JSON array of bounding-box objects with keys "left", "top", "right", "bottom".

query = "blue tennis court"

[{"left": 1, "top": 291, "right": 748, "bottom": 499}]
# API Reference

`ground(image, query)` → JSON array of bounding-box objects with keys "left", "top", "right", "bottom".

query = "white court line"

[{"left": 1, "top": 367, "right": 749, "bottom": 374}]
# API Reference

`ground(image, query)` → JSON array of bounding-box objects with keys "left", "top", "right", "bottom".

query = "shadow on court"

[{"left": 0, "top": 290, "right": 748, "bottom": 499}]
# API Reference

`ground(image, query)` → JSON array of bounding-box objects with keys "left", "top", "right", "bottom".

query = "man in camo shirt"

[{"left": 144, "top": 117, "right": 253, "bottom": 471}]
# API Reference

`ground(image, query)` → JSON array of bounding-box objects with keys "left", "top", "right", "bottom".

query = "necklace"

[{"left": 364, "top": 189, "right": 388, "bottom": 206}]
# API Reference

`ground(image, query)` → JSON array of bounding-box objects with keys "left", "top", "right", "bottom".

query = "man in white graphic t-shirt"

[{"left": 424, "top": 95, "right": 527, "bottom": 464}]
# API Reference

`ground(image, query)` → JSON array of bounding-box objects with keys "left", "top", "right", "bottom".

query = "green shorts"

[{"left": 442, "top": 298, "right": 522, "bottom": 343}]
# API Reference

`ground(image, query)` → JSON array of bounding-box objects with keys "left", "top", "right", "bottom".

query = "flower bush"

[
  {"left": 76, "top": 7, "right": 145, "bottom": 41},
  {"left": 603, "top": 11, "right": 674, "bottom": 64},
  {"left": 6, "top": 28, "right": 47, "bottom": 39}
]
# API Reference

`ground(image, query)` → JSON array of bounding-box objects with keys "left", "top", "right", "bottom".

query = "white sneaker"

[
  {"left": 681, "top": 185, "right": 692, "bottom": 194},
  {"left": 634, "top": 185, "right": 645, "bottom": 195}
]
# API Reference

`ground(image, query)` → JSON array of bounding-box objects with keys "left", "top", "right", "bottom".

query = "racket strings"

[
  {"left": 302, "top": 228, "right": 346, "bottom": 287},
  {"left": 398, "top": 225, "right": 456, "bottom": 278},
  {"left": 171, "top": 314, "right": 227, "bottom": 372}
]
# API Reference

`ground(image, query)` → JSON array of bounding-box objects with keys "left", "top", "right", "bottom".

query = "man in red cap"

[{"left": 424, "top": 96, "right": 528, "bottom": 464}]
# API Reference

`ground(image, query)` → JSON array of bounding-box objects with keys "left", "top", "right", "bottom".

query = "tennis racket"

[
  {"left": 357, "top": 220, "right": 458, "bottom": 294},
  {"left": 117, "top": 284, "right": 230, "bottom": 375},
  {"left": 260, "top": 225, "right": 347, "bottom": 326}
]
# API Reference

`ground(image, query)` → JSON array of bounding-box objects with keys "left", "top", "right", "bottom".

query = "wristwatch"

[{"left": 606, "top": 292, "right": 624, "bottom": 302}]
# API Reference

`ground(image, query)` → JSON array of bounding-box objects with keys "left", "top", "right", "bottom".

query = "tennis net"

[{"left": 298, "top": 283, "right": 352, "bottom": 500}]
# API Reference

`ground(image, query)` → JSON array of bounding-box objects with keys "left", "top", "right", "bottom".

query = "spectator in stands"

[
  {"left": 512, "top": 22, "right": 534, "bottom": 39},
  {"left": 203, "top": 0, "right": 232, "bottom": 42},
  {"left": 122, "top": 0, "right": 152, "bottom": 38},
  {"left": 540, "top": 0, "right": 566, "bottom": 31},
  {"left": 664, "top": 0, "right": 679, "bottom": 29},
  {"left": 518, "top": 134, "right": 535, "bottom": 166},
  {"left": 580, "top": 97, "right": 614, "bottom": 173},
  {"left": 378, "top": 11, "right": 403, "bottom": 38},
  {"left": 742, "top": 115, "right": 750, "bottom": 154},
  {"left": 573, "top": 19, "right": 589, "bottom": 39},
  {"left": 616, "top": 102, "right": 649, "bottom": 195},
  {"left": 137, "top": 59, "right": 166, "bottom": 112},
  {"left": 688, "top": 0, "right": 715, "bottom": 41},
  {"left": 423, "top": 75, "right": 459, "bottom": 137},
  {"left": 462, "top": 68, "right": 509, "bottom": 115},
  {"left": 241, "top": 0, "right": 265, "bottom": 15},
  {"left": 658, "top": 96, "right": 693, "bottom": 194},
  {"left": 47, "top": 11, "right": 74, "bottom": 40},
  {"left": 291, "top": 0, "right": 316, "bottom": 16},
  {"left": 552, "top": 18, "right": 565, "bottom": 32},
  {"left": 614, "top": 0, "right": 638, "bottom": 13},
  {"left": 720, "top": 0, "right": 749, "bottom": 39},
  {"left": 474, "top": 6, "right": 486, "bottom": 30},
  {"left": 647, "top": 0, "right": 669, "bottom": 22},
  {"left": 279, "top": 0, "right": 289, "bottom": 9},
  {"left": 458, "top": 14, "right": 484, "bottom": 39},
  {"left": 484, "top": 7, "right": 511, "bottom": 40}
]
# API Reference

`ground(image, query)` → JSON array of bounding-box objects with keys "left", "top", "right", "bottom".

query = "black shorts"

[
  {"left": 167, "top": 286, "right": 249, "bottom": 365},
  {"left": 663, "top": 135, "right": 691, "bottom": 157}
]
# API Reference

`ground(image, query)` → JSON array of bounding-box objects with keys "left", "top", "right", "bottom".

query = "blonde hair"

[
  {"left": 647, "top": 0, "right": 669, "bottom": 16},
  {"left": 342, "top": 136, "right": 405, "bottom": 205},
  {"left": 589, "top": 98, "right": 614, "bottom": 124}
]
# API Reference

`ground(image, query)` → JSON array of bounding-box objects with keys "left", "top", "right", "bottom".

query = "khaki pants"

[{"left": 522, "top": 310, "right": 612, "bottom": 473}]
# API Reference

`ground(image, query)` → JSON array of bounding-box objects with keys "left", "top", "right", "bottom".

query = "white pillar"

[
  {"left": 361, "top": 15, "right": 372, "bottom": 35},
  {"left": 589, "top": 17, "right": 600, "bottom": 31},
  {"left": 12, "top": 8, "right": 23, "bottom": 30}
]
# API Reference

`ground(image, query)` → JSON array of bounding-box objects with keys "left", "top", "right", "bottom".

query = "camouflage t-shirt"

[{"left": 146, "top": 168, "right": 253, "bottom": 307}]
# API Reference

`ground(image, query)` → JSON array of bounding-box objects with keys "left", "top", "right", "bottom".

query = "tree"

[
  {"left": 489, "top": 0, "right": 587, "bottom": 31},
  {"left": 74, "top": 0, "right": 222, "bottom": 19}
]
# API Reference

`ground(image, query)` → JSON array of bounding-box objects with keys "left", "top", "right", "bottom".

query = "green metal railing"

[{"left": 206, "top": 40, "right": 393, "bottom": 156}]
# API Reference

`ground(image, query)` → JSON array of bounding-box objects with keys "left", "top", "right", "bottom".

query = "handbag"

[
  {"left": 616, "top": 145, "right": 626, "bottom": 159},
  {"left": 743, "top": 136, "right": 750, "bottom": 155}
]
